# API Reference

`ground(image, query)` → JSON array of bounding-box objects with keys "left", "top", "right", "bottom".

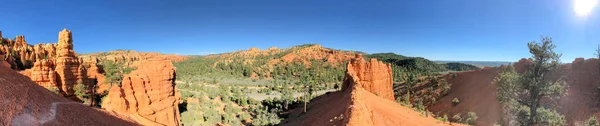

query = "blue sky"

[{"left": 0, "top": 0, "right": 598, "bottom": 62}]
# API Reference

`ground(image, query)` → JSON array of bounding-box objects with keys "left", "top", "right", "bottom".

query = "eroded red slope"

[
  {"left": 0, "top": 65, "right": 138, "bottom": 125},
  {"left": 429, "top": 58, "right": 600, "bottom": 125},
  {"left": 427, "top": 68, "right": 502, "bottom": 125}
]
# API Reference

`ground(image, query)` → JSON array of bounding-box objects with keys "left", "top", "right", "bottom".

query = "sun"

[{"left": 574, "top": 0, "right": 598, "bottom": 17}]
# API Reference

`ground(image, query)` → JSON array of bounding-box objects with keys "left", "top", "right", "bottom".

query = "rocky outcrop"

[
  {"left": 282, "top": 54, "right": 457, "bottom": 126},
  {"left": 102, "top": 58, "right": 181, "bottom": 126},
  {"left": 342, "top": 54, "right": 395, "bottom": 100},
  {"left": 53, "top": 29, "right": 86, "bottom": 96},
  {"left": 571, "top": 58, "right": 586, "bottom": 70},
  {"left": 513, "top": 58, "right": 532, "bottom": 74},
  {"left": 84, "top": 58, "right": 108, "bottom": 93},
  {"left": 0, "top": 64, "right": 139, "bottom": 126},
  {"left": 79, "top": 50, "right": 188, "bottom": 64},
  {"left": 5, "top": 29, "right": 88, "bottom": 97},
  {"left": 24, "top": 60, "right": 58, "bottom": 88}
]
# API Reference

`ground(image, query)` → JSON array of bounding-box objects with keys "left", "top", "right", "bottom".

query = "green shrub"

[
  {"left": 576, "top": 116, "right": 600, "bottom": 126},
  {"left": 452, "top": 113, "right": 462, "bottom": 123},
  {"left": 46, "top": 87, "right": 60, "bottom": 95},
  {"left": 102, "top": 60, "right": 135, "bottom": 87},
  {"left": 436, "top": 114, "right": 449, "bottom": 123},
  {"left": 452, "top": 98, "right": 460, "bottom": 106},
  {"left": 465, "top": 112, "right": 478, "bottom": 125},
  {"left": 74, "top": 82, "right": 90, "bottom": 105}
]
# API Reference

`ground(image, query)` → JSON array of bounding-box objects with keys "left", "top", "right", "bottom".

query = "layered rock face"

[
  {"left": 102, "top": 58, "right": 181, "bottom": 126},
  {"left": 2, "top": 29, "right": 183, "bottom": 125},
  {"left": 53, "top": 29, "right": 86, "bottom": 96},
  {"left": 24, "top": 60, "right": 58, "bottom": 88},
  {"left": 342, "top": 54, "right": 395, "bottom": 101},
  {"left": 13, "top": 29, "right": 87, "bottom": 96}
]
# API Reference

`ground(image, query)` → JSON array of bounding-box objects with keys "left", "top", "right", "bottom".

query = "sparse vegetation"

[
  {"left": 576, "top": 116, "right": 600, "bottom": 126},
  {"left": 368, "top": 53, "right": 478, "bottom": 83},
  {"left": 450, "top": 112, "right": 478, "bottom": 125},
  {"left": 596, "top": 45, "right": 600, "bottom": 74},
  {"left": 74, "top": 81, "right": 91, "bottom": 105},
  {"left": 46, "top": 87, "right": 60, "bottom": 95},
  {"left": 465, "top": 112, "right": 478, "bottom": 125},
  {"left": 102, "top": 60, "right": 135, "bottom": 87},
  {"left": 452, "top": 98, "right": 460, "bottom": 106}
]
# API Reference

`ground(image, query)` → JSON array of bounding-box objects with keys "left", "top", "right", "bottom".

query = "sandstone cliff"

[
  {"left": 13, "top": 29, "right": 88, "bottom": 97},
  {"left": 342, "top": 54, "right": 395, "bottom": 100},
  {"left": 102, "top": 58, "right": 181, "bottom": 126}
]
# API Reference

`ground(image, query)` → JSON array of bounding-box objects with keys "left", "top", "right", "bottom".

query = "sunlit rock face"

[
  {"left": 342, "top": 54, "right": 395, "bottom": 101},
  {"left": 9, "top": 29, "right": 88, "bottom": 97},
  {"left": 102, "top": 58, "right": 181, "bottom": 126}
]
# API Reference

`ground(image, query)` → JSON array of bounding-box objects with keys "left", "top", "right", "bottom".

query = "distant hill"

[
  {"left": 368, "top": 53, "right": 479, "bottom": 82},
  {"left": 175, "top": 47, "right": 480, "bottom": 86},
  {"left": 435, "top": 60, "right": 511, "bottom": 68}
]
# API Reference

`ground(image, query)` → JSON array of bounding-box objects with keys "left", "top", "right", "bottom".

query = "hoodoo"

[
  {"left": 343, "top": 54, "right": 395, "bottom": 100},
  {"left": 102, "top": 58, "right": 181, "bottom": 126}
]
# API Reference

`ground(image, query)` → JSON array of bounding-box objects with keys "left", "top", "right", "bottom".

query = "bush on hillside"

[{"left": 452, "top": 98, "right": 460, "bottom": 106}]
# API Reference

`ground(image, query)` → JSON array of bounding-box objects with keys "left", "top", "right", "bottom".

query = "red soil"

[
  {"left": 0, "top": 65, "right": 138, "bottom": 125},
  {"left": 558, "top": 58, "right": 600, "bottom": 124},
  {"left": 427, "top": 68, "right": 502, "bottom": 125},
  {"left": 428, "top": 58, "right": 600, "bottom": 125}
]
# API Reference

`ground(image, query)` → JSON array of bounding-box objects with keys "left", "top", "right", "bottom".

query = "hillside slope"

[
  {"left": 281, "top": 54, "right": 462, "bottom": 126},
  {"left": 0, "top": 65, "right": 138, "bottom": 125},
  {"left": 428, "top": 58, "right": 600, "bottom": 125},
  {"left": 427, "top": 68, "right": 502, "bottom": 125}
]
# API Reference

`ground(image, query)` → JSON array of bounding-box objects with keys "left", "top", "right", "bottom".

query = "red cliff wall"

[{"left": 342, "top": 54, "right": 395, "bottom": 101}]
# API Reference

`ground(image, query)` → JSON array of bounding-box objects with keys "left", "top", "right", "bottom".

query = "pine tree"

[{"left": 494, "top": 37, "right": 567, "bottom": 125}]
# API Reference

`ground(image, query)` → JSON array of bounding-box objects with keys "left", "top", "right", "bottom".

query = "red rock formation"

[
  {"left": 0, "top": 65, "right": 139, "bottom": 125},
  {"left": 282, "top": 55, "right": 459, "bottom": 126},
  {"left": 14, "top": 36, "right": 27, "bottom": 48},
  {"left": 342, "top": 54, "right": 395, "bottom": 100},
  {"left": 52, "top": 29, "right": 86, "bottom": 96},
  {"left": 571, "top": 58, "right": 585, "bottom": 70},
  {"left": 513, "top": 58, "right": 532, "bottom": 73},
  {"left": 25, "top": 60, "right": 58, "bottom": 88},
  {"left": 79, "top": 50, "right": 189, "bottom": 64},
  {"left": 83, "top": 58, "right": 108, "bottom": 93},
  {"left": 3, "top": 29, "right": 89, "bottom": 97},
  {"left": 102, "top": 58, "right": 181, "bottom": 126}
]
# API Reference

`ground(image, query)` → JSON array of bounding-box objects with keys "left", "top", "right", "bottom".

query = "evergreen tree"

[
  {"left": 494, "top": 37, "right": 567, "bottom": 125},
  {"left": 102, "top": 60, "right": 135, "bottom": 87}
]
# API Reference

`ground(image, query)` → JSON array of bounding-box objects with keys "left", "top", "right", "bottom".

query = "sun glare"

[{"left": 574, "top": 0, "right": 598, "bottom": 17}]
